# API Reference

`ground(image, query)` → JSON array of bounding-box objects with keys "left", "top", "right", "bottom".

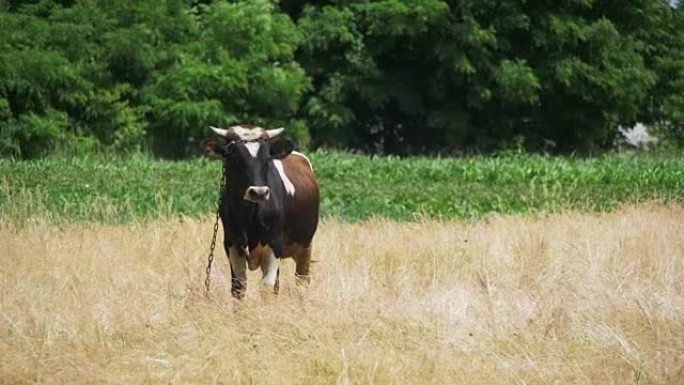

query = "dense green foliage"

[
  {"left": 0, "top": 0, "right": 682, "bottom": 158},
  {"left": 0, "top": 0, "right": 309, "bottom": 158},
  {"left": 1, "top": 153, "right": 682, "bottom": 223}
]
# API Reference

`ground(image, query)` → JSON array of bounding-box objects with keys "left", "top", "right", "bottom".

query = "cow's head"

[{"left": 202, "top": 124, "right": 294, "bottom": 203}]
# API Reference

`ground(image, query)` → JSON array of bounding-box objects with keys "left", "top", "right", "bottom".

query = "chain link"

[{"left": 204, "top": 170, "right": 226, "bottom": 297}]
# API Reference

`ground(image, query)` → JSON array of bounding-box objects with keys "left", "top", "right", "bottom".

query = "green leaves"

[
  {"left": 354, "top": 0, "right": 448, "bottom": 37},
  {"left": 0, "top": 0, "right": 310, "bottom": 158},
  {"left": 142, "top": 0, "right": 308, "bottom": 156},
  {"left": 296, "top": 0, "right": 682, "bottom": 154},
  {"left": 494, "top": 60, "right": 541, "bottom": 105},
  {"left": 0, "top": 0, "right": 682, "bottom": 157},
  {"left": 202, "top": 0, "right": 297, "bottom": 61}
]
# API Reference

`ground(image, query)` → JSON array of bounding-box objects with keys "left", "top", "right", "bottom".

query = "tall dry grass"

[{"left": 1, "top": 205, "right": 683, "bottom": 384}]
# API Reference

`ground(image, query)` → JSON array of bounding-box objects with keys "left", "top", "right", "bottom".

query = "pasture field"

[
  {"left": 1, "top": 205, "right": 683, "bottom": 384},
  {"left": 1, "top": 153, "right": 683, "bottom": 223}
]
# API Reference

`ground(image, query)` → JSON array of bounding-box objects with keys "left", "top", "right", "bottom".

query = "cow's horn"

[
  {"left": 210, "top": 126, "right": 229, "bottom": 137},
  {"left": 266, "top": 127, "right": 284, "bottom": 138}
]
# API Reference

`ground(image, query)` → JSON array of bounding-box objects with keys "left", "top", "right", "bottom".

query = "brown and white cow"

[{"left": 202, "top": 124, "right": 319, "bottom": 298}]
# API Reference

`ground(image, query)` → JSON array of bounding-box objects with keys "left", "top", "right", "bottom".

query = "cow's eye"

[{"left": 223, "top": 143, "right": 239, "bottom": 159}]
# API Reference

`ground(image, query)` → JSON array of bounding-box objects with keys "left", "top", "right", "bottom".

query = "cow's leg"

[
  {"left": 259, "top": 247, "right": 281, "bottom": 294},
  {"left": 294, "top": 245, "right": 312, "bottom": 286},
  {"left": 227, "top": 244, "right": 247, "bottom": 299},
  {"left": 274, "top": 268, "right": 281, "bottom": 294}
]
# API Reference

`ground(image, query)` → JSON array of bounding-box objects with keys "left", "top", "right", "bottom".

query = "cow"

[{"left": 202, "top": 124, "right": 320, "bottom": 298}]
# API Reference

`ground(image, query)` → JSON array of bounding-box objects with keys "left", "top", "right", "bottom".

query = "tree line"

[{"left": 1, "top": 0, "right": 682, "bottom": 158}]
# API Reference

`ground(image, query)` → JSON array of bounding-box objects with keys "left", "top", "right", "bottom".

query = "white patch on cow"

[
  {"left": 291, "top": 151, "right": 313, "bottom": 171},
  {"left": 228, "top": 246, "right": 247, "bottom": 284},
  {"left": 273, "top": 160, "right": 295, "bottom": 196},
  {"left": 260, "top": 247, "right": 280, "bottom": 287},
  {"left": 231, "top": 125, "right": 265, "bottom": 141},
  {"left": 245, "top": 141, "right": 261, "bottom": 157}
]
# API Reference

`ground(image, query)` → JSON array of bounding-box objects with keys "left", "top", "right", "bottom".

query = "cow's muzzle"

[{"left": 244, "top": 186, "right": 270, "bottom": 202}]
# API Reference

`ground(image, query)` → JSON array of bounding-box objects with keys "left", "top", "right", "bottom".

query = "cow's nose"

[{"left": 244, "top": 186, "right": 270, "bottom": 202}]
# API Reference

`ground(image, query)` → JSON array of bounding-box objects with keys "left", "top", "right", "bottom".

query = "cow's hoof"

[
  {"left": 231, "top": 288, "right": 246, "bottom": 300},
  {"left": 295, "top": 274, "right": 311, "bottom": 287}
]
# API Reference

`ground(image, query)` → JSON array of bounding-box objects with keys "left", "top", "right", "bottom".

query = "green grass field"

[{"left": 1, "top": 152, "right": 683, "bottom": 223}]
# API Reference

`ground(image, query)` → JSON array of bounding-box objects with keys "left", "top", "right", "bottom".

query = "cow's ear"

[
  {"left": 201, "top": 138, "right": 226, "bottom": 160},
  {"left": 270, "top": 139, "right": 294, "bottom": 159}
]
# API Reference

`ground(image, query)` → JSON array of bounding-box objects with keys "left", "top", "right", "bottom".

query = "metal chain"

[{"left": 204, "top": 169, "right": 226, "bottom": 297}]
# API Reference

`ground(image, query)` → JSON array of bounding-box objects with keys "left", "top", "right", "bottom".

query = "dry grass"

[{"left": 1, "top": 205, "right": 684, "bottom": 384}]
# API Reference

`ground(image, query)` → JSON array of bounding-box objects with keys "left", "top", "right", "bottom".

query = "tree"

[
  {"left": 0, "top": 0, "right": 309, "bottom": 158},
  {"left": 0, "top": 0, "right": 681, "bottom": 157},
  {"left": 295, "top": 0, "right": 679, "bottom": 154}
]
